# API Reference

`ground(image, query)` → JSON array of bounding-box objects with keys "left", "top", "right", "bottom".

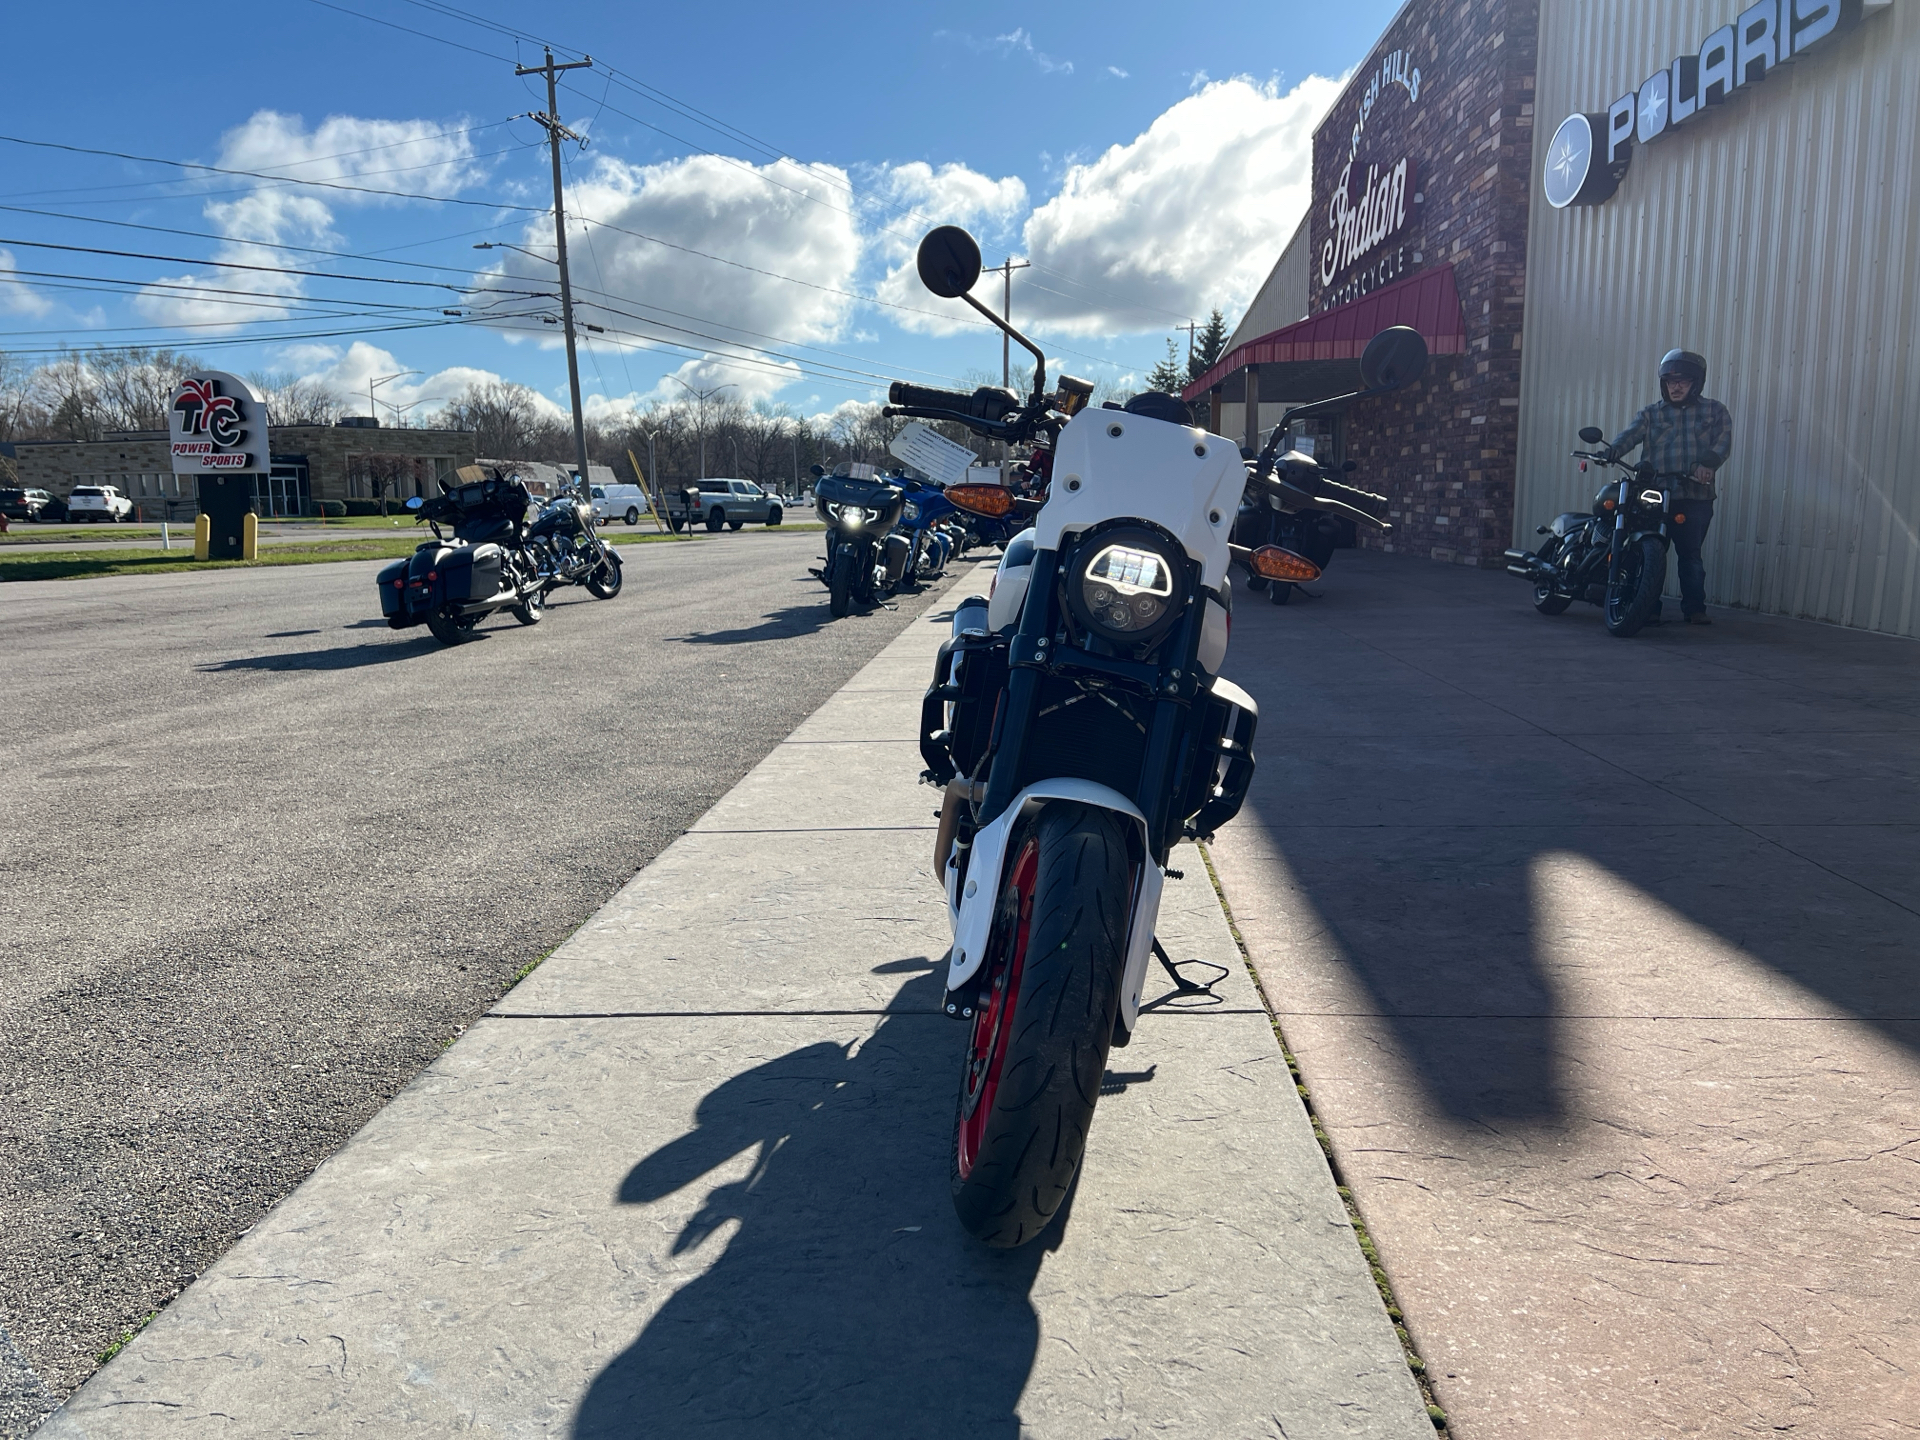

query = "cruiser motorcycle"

[
  {"left": 1504, "top": 426, "right": 1680, "bottom": 638},
  {"left": 525, "top": 487, "right": 624, "bottom": 601},
  {"left": 811, "top": 465, "right": 908, "bottom": 617},
  {"left": 1231, "top": 420, "right": 1393, "bottom": 604},
  {"left": 889, "top": 225, "right": 1428, "bottom": 1247}
]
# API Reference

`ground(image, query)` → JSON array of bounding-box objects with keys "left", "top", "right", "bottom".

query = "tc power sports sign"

[
  {"left": 169, "top": 372, "right": 266, "bottom": 474},
  {"left": 1543, "top": 0, "right": 1894, "bottom": 209}
]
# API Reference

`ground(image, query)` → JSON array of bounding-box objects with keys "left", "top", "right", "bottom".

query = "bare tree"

[
  {"left": 348, "top": 453, "right": 434, "bottom": 513},
  {"left": 250, "top": 371, "right": 346, "bottom": 427},
  {"left": 89, "top": 347, "right": 199, "bottom": 432},
  {"left": 433, "top": 379, "right": 547, "bottom": 459}
]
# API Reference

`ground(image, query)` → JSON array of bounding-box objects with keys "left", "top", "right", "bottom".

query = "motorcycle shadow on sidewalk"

[{"left": 572, "top": 965, "right": 1066, "bottom": 1439}]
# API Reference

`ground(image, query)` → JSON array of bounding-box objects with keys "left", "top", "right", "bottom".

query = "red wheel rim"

[{"left": 956, "top": 836, "right": 1038, "bottom": 1180}]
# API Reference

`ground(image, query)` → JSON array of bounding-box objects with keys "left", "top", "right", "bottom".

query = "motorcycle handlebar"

[{"left": 887, "top": 381, "right": 1018, "bottom": 424}]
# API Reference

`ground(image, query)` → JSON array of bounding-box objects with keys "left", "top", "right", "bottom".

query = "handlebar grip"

[
  {"left": 1316, "top": 476, "right": 1389, "bottom": 513},
  {"left": 887, "top": 381, "right": 1019, "bottom": 424}
]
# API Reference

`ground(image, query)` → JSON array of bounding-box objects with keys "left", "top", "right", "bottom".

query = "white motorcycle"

[{"left": 890, "top": 226, "right": 1427, "bottom": 1247}]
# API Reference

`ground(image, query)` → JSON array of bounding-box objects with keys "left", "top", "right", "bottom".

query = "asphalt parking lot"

[{"left": 0, "top": 532, "right": 956, "bottom": 1430}]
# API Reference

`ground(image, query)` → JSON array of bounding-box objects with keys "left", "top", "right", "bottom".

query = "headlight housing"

[
  {"left": 1064, "top": 526, "right": 1188, "bottom": 649},
  {"left": 901, "top": 501, "right": 921, "bottom": 523}
]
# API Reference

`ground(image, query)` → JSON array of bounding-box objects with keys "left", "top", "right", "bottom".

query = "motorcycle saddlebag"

[
  {"left": 440, "top": 542, "right": 504, "bottom": 603},
  {"left": 376, "top": 557, "right": 409, "bottom": 618}
]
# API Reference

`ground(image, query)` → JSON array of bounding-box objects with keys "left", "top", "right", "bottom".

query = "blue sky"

[{"left": 0, "top": 0, "right": 1401, "bottom": 428}]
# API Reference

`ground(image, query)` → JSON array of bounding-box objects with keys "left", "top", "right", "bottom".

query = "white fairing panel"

[
  {"left": 987, "top": 563, "right": 1031, "bottom": 631},
  {"left": 1198, "top": 581, "right": 1231, "bottom": 673},
  {"left": 947, "top": 780, "right": 1157, "bottom": 1001},
  {"left": 1035, "top": 411, "right": 1245, "bottom": 589}
]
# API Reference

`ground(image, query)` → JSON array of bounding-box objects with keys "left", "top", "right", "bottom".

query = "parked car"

[
  {"left": 660, "top": 479, "right": 784, "bottom": 533},
  {"left": 67, "top": 485, "right": 134, "bottom": 523},
  {"left": 589, "top": 482, "right": 653, "bottom": 526},
  {"left": 0, "top": 487, "right": 56, "bottom": 522}
]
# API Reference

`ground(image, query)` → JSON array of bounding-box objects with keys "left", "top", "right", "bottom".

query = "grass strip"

[
  {"left": 0, "top": 524, "right": 826, "bottom": 581},
  {"left": 1196, "top": 841, "right": 1450, "bottom": 1431},
  {"left": 95, "top": 1310, "right": 156, "bottom": 1366}
]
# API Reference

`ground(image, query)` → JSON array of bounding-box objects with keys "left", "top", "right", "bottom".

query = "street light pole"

[
  {"left": 516, "top": 47, "right": 596, "bottom": 502},
  {"left": 667, "top": 377, "right": 734, "bottom": 481}
]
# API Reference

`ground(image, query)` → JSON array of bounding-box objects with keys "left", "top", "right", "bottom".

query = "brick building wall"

[{"left": 1310, "top": 0, "right": 1539, "bottom": 567}]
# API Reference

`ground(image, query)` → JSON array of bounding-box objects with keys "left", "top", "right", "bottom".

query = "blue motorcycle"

[{"left": 890, "top": 475, "right": 964, "bottom": 589}]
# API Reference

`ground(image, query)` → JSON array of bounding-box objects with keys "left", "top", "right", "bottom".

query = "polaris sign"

[{"left": 1544, "top": 0, "right": 1893, "bottom": 209}]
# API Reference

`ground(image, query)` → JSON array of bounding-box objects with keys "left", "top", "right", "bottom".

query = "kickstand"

[{"left": 1153, "top": 937, "right": 1228, "bottom": 995}]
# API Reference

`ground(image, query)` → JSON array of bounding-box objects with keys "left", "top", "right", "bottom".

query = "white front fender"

[{"left": 945, "top": 778, "right": 1165, "bottom": 1033}]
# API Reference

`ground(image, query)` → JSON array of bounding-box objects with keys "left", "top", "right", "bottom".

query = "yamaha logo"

[{"left": 1544, "top": 0, "right": 1889, "bottom": 209}]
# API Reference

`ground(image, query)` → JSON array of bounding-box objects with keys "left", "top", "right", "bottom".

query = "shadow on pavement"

[
  {"left": 1224, "top": 550, "right": 1920, "bottom": 1126},
  {"left": 198, "top": 636, "right": 450, "bottom": 672},
  {"left": 670, "top": 602, "right": 835, "bottom": 646},
  {"left": 574, "top": 968, "right": 1065, "bottom": 1439}
]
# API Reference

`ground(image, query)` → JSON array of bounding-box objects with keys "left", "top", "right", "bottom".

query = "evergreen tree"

[
  {"left": 1146, "top": 338, "right": 1186, "bottom": 394},
  {"left": 1187, "top": 309, "right": 1230, "bottom": 386}
]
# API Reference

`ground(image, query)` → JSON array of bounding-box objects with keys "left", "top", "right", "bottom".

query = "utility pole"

[
  {"left": 1183, "top": 320, "right": 1199, "bottom": 376},
  {"left": 986, "top": 257, "right": 1032, "bottom": 391},
  {"left": 516, "top": 46, "right": 595, "bottom": 501},
  {"left": 986, "top": 257, "right": 1030, "bottom": 479}
]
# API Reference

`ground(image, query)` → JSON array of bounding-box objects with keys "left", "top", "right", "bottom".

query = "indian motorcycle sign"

[
  {"left": 168, "top": 371, "right": 265, "bottom": 474},
  {"left": 1544, "top": 0, "right": 1892, "bottom": 209},
  {"left": 1319, "top": 47, "right": 1424, "bottom": 309}
]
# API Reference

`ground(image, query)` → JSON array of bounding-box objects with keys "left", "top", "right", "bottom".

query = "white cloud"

[
  {"left": 134, "top": 112, "right": 486, "bottom": 332},
  {"left": 1016, "top": 75, "right": 1342, "bottom": 336},
  {"left": 869, "top": 161, "right": 1030, "bottom": 336},
  {"left": 471, "top": 152, "right": 863, "bottom": 389},
  {"left": 938, "top": 26, "right": 1073, "bottom": 74},
  {"left": 1108, "top": 66, "right": 1130, "bottom": 80},
  {"left": 0, "top": 248, "right": 53, "bottom": 317},
  {"left": 293, "top": 340, "right": 568, "bottom": 424}
]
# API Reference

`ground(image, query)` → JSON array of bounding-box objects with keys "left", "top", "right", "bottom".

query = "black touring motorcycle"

[
  {"left": 810, "top": 465, "right": 909, "bottom": 617},
  {"left": 1504, "top": 425, "right": 1683, "bottom": 638},
  {"left": 377, "top": 472, "right": 622, "bottom": 645},
  {"left": 886, "top": 224, "right": 1427, "bottom": 1247},
  {"left": 1231, "top": 416, "right": 1394, "bottom": 603}
]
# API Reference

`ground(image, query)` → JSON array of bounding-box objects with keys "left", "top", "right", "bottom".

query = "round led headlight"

[
  {"left": 901, "top": 500, "right": 921, "bottom": 523},
  {"left": 1066, "top": 527, "right": 1187, "bottom": 647}
]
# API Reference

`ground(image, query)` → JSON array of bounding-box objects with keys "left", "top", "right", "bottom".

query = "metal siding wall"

[{"left": 1519, "top": 0, "right": 1920, "bottom": 635}]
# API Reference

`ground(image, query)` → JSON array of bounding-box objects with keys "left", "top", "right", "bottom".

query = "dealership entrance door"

[{"left": 263, "top": 455, "right": 312, "bottom": 516}]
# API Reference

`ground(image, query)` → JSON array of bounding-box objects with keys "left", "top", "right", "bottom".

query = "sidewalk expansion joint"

[
  {"left": 1199, "top": 841, "right": 1451, "bottom": 1432},
  {"left": 684, "top": 825, "right": 938, "bottom": 835}
]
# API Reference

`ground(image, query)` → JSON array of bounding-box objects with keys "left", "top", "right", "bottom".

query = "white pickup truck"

[{"left": 67, "top": 485, "right": 135, "bottom": 523}]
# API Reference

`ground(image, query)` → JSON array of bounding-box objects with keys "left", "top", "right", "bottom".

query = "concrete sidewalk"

[
  {"left": 43, "top": 565, "right": 1431, "bottom": 1438},
  {"left": 1209, "top": 550, "right": 1920, "bottom": 1439}
]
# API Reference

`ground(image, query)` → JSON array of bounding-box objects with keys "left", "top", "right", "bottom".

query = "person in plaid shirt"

[{"left": 1607, "top": 349, "right": 1731, "bottom": 626}]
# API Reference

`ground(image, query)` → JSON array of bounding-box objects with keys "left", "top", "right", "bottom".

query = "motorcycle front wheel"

[
  {"left": 827, "top": 545, "right": 855, "bottom": 617},
  {"left": 512, "top": 588, "right": 544, "bottom": 625},
  {"left": 587, "top": 548, "right": 623, "bottom": 599},
  {"left": 952, "top": 801, "right": 1130, "bottom": 1248},
  {"left": 1605, "top": 537, "right": 1667, "bottom": 638}
]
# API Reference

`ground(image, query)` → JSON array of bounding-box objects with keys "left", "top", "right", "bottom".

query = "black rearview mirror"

[
  {"left": 917, "top": 226, "right": 983, "bottom": 299},
  {"left": 1359, "top": 326, "right": 1429, "bottom": 392},
  {"left": 1578, "top": 426, "right": 1606, "bottom": 445}
]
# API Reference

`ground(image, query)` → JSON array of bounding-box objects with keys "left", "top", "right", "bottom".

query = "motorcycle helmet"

[{"left": 1659, "top": 349, "right": 1707, "bottom": 405}]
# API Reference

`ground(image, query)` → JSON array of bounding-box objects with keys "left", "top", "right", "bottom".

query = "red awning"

[{"left": 1182, "top": 263, "right": 1467, "bottom": 403}]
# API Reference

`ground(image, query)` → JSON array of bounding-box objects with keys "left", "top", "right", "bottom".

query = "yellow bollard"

[
  {"left": 193, "top": 513, "right": 211, "bottom": 561},
  {"left": 242, "top": 512, "right": 259, "bottom": 561}
]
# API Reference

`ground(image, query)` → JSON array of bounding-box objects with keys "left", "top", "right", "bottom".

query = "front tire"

[
  {"left": 586, "top": 548, "right": 623, "bottom": 599},
  {"left": 512, "top": 589, "right": 544, "bottom": 625},
  {"left": 952, "top": 802, "right": 1131, "bottom": 1248},
  {"left": 766, "top": 506, "right": 782, "bottom": 527},
  {"left": 1605, "top": 536, "right": 1668, "bottom": 638}
]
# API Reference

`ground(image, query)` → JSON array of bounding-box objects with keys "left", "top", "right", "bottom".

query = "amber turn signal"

[
  {"left": 1249, "top": 545, "right": 1322, "bottom": 583},
  {"left": 945, "top": 483, "right": 1016, "bottom": 517},
  {"left": 1673, "top": 512, "right": 1687, "bottom": 524},
  {"left": 1601, "top": 497, "right": 1617, "bottom": 510}
]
